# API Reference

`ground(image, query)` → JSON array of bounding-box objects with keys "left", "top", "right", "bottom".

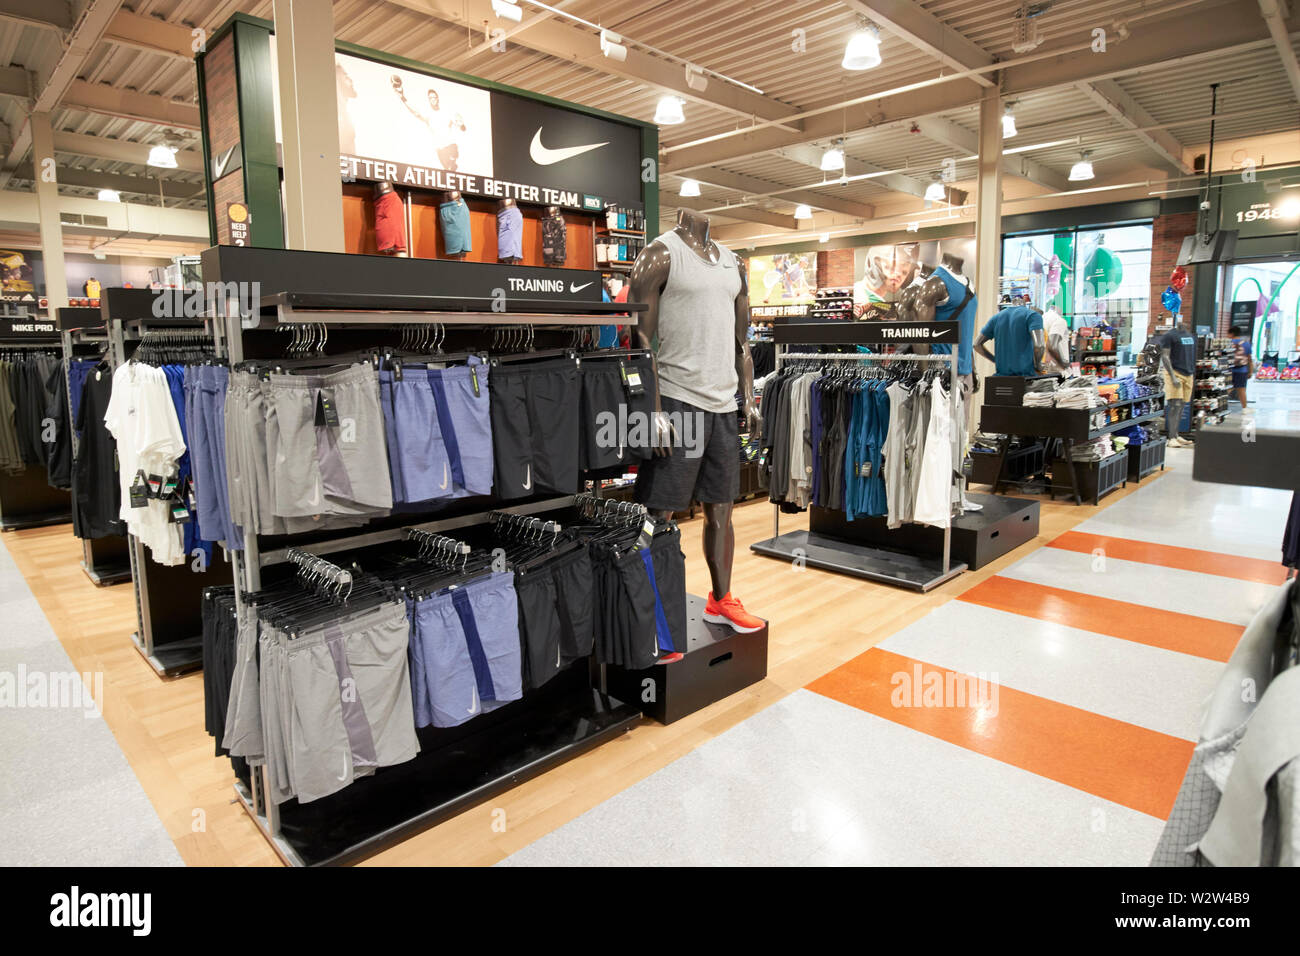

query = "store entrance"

[{"left": 1224, "top": 258, "right": 1300, "bottom": 378}]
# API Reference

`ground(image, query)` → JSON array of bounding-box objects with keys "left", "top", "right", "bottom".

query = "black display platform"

[
  {"left": 81, "top": 534, "right": 132, "bottom": 586},
  {"left": 0, "top": 465, "right": 71, "bottom": 530},
  {"left": 131, "top": 633, "right": 202, "bottom": 677},
  {"left": 799, "top": 493, "right": 1040, "bottom": 572},
  {"left": 751, "top": 530, "right": 967, "bottom": 591},
  {"left": 242, "top": 663, "right": 641, "bottom": 867},
  {"left": 606, "top": 594, "right": 769, "bottom": 725},
  {"left": 1193, "top": 420, "right": 1300, "bottom": 490}
]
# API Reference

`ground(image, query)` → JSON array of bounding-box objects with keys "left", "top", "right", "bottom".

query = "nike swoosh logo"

[
  {"left": 211, "top": 146, "right": 236, "bottom": 179},
  {"left": 569, "top": 282, "right": 593, "bottom": 294},
  {"left": 521, "top": 464, "right": 532, "bottom": 491},
  {"left": 438, "top": 461, "right": 449, "bottom": 491},
  {"left": 529, "top": 128, "right": 608, "bottom": 166}
]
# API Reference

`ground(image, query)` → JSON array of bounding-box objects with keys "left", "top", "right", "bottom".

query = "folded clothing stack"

[
  {"left": 1114, "top": 423, "right": 1155, "bottom": 445},
  {"left": 1068, "top": 435, "right": 1115, "bottom": 461},
  {"left": 1023, "top": 391, "right": 1055, "bottom": 407},
  {"left": 1056, "top": 387, "right": 1100, "bottom": 409}
]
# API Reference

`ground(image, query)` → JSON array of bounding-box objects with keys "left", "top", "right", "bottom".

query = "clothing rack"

[
  {"left": 750, "top": 334, "right": 968, "bottom": 592},
  {"left": 101, "top": 288, "right": 233, "bottom": 677},
  {"left": 0, "top": 333, "right": 74, "bottom": 531},
  {"left": 58, "top": 315, "right": 131, "bottom": 585},
  {"left": 203, "top": 245, "right": 647, "bottom": 866}
]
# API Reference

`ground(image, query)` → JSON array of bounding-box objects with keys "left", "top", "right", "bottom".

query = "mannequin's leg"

[
  {"left": 1165, "top": 398, "right": 1184, "bottom": 443},
  {"left": 702, "top": 501, "right": 735, "bottom": 597}
]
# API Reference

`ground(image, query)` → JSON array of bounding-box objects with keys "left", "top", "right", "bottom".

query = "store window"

[
  {"left": 1002, "top": 222, "right": 1153, "bottom": 360},
  {"left": 1225, "top": 260, "right": 1300, "bottom": 364}
]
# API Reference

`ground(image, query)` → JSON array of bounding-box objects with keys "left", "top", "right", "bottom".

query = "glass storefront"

[{"left": 1224, "top": 259, "right": 1300, "bottom": 366}]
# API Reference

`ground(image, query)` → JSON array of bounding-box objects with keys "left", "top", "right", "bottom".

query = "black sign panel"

[
  {"left": 201, "top": 245, "right": 610, "bottom": 307},
  {"left": 1229, "top": 301, "right": 1256, "bottom": 340},
  {"left": 774, "top": 321, "right": 960, "bottom": 346},
  {"left": 489, "top": 91, "right": 642, "bottom": 209},
  {"left": 0, "top": 316, "right": 56, "bottom": 338}
]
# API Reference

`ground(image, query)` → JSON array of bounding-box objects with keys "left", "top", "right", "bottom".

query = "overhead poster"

[
  {"left": 852, "top": 238, "right": 975, "bottom": 320},
  {"left": 271, "top": 48, "right": 644, "bottom": 211}
]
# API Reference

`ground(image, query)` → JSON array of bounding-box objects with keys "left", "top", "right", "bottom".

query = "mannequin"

[
  {"left": 497, "top": 197, "right": 522, "bottom": 264},
  {"left": 631, "top": 209, "right": 763, "bottom": 638},
  {"left": 974, "top": 296, "right": 1046, "bottom": 376},
  {"left": 439, "top": 189, "right": 470, "bottom": 259},
  {"left": 541, "top": 205, "right": 566, "bottom": 266},
  {"left": 1156, "top": 313, "right": 1198, "bottom": 447},
  {"left": 373, "top": 181, "right": 407, "bottom": 257}
]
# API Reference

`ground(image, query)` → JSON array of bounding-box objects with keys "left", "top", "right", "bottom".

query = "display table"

[
  {"left": 979, "top": 397, "right": 1163, "bottom": 505},
  {"left": 1192, "top": 418, "right": 1300, "bottom": 490}
]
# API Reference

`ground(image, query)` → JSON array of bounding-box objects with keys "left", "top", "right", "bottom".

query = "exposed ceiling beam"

[
  {"left": 384, "top": 0, "right": 800, "bottom": 129},
  {"left": 104, "top": 9, "right": 197, "bottom": 61},
  {"left": 911, "top": 115, "right": 1068, "bottom": 191},
  {"left": 60, "top": 79, "right": 200, "bottom": 129},
  {"left": 0, "top": 0, "right": 124, "bottom": 189},
  {"left": 684, "top": 167, "right": 876, "bottom": 218},
  {"left": 777, "top": 142, "right": 931, "bottom": 199},
  {"left": 663, "top": 0, "right": 1280, "bottom": 174},
  {"left": 11, "top": 163, "right": 202, "bottom": 200},
  {"left": 668, "top": 195, "right": 798, "bottom": 230},
  {"left": 1258, "top": 0, "right": 1300, "bottom": 103},
  {"left": 1074, "top": 79, "right": 1193, "bottom": 175},
  {"left": 51, "top": 130, "right": 205, "bottom": 173},
  {"left": 0, "top": 0, "right": 71, "bottom": 30},
  {"left": 841, "top": 0, "right": 994, "bottom": 87}
]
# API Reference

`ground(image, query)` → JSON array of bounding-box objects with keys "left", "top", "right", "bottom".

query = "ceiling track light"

[
  {"left": 654, "top": 95, "right": 685, "bottom": 126},
  {"left": 1069, "top": 150, "right": 1095, "bottom": 182},
  {"left": 678, "top": 178, "right": 701, "bottom": 197},
  {"left": 842, "top": 20, "right": 882, "bottom": 71},
  {"left": 924, "top": 179, "right": 946, "bottom": 203},
  {"left": 1002, "top": 102, "right": 1017, "bottom": 138},
  {"left": 685, "top": 64, "right": 708, "bottom": 91},
  {"left": 491, "top": 0, "right": 523, "bottom": 23},
  {"left": 794, "top": 203, "right": 813, "bottom": 220},
  {"left": 599, "top": 29, "right": 627, "bottom": 62}
]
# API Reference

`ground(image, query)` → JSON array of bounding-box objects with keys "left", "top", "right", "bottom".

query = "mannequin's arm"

[
  {"left": 1032, "top": 328, "right": 1046, "bottom": 371},
  {"left": 630, "top": 240, "right": 673, "bottom": 452},
  {"left": 974, "top": 333, "right": 996, "bottom": 365},
  {"left": 1160, "top": 347, "right": 1175, "bottom": 378}
]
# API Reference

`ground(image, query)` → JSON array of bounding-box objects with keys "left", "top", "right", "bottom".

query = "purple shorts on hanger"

[
  {"left": 381, "top": 359, "right": 493, "bottom": 504},
  {"left": 408, "top": 571, "right": 522, "bottom": 729}
]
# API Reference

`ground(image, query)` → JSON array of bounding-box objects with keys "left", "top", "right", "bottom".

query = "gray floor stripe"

[{"left": 0, "top": 533, "right": 183, "bottom": 866}]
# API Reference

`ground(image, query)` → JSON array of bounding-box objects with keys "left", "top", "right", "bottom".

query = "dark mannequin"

[
  {"left": 974, "top": 300, "right": 1047, "bottom": 371},
  {"left": 443, "top": 189, "right": 467, "bottom": 260},
  {"left": 497, "top": 198, "right": 521, "bottom": 264},
  {"left": 631, "top": 209, "right": 760, "bottom": 601},
  {"left": 1160, "top": 312, "right": 1195, "bottom": 445},
  {"left": 375, "top": 180, "right": 394, "bottom": 196},
  {"left": 940, "top": 252, "right": 964, "bottom": 274}
]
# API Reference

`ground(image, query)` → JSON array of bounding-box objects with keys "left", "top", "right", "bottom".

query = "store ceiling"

[{"left": 0, "top": 0, "right": 1295, "bottom": 235}]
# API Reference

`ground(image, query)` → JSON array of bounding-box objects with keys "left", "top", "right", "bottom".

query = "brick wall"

[
  {"left": 1149, "top": 212, "right": 1196, "bottom": 337},
  {"left": 816, "top": 248, "right": 855, "bottom": 288},
  {"left": 203, "top": 34, "right": 241, "bottom": 246}
]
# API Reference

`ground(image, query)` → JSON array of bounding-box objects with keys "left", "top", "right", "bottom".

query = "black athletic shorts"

[
  {"left": 515, "top": 547, "right": 594, "bottom": 689},
  {"left": 634, "top": 395, "right": 740, "bottom": 512},
  {"left": 579, "top": 355, "right": 657, "bottom": 471},
  {"left": 650, "top": 526, "right": 687, "bottom": 654},
  {"left": 490, "top": 359, "right": 580, "bottom": 499}
]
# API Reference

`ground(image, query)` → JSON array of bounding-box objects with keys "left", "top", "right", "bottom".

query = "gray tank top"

[{"left": 652, "top": 229, "right": 741, "bottom": 413}]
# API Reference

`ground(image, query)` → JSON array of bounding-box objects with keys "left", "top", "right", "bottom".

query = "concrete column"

[
  {"left": 29, "top": 112, "right": 68, "bottom": 313},
  {"left": 971, "top": 81, "right": 1004, "bottom": 432},
  {"left": 273, "top": 0, "right": 344, "bottom": 252}
]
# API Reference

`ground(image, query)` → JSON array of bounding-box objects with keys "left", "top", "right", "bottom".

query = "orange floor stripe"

[
  {"left": 958, "top": 576, "right": 1243, "bottom": 662},
  {"left": 1049, "top": 530, "right": 1290, "bottom": 586},
  {"left": 808, "top": 647, "right": 1194, "bottom": 819}
]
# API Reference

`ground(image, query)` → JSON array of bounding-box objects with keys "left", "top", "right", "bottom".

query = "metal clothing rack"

[
  {"left": 101, "top": 288, "right": 233, "bottom": 677},
  {"left": 58, "top": 311, "right": 132, "bottom": 586},
  {"left": 749, "top": 321, "right": 968, "bottom": 592},
  {"left": 204, "top": 247, "right": 647, "bottom": 866},
  {"left": 0, "top": 333, "right": 73, "bottom": 531}
]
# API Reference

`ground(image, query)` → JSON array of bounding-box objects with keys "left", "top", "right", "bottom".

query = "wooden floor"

[{"left": 2, "top": 475, "right": 1164, "bottom": 866}]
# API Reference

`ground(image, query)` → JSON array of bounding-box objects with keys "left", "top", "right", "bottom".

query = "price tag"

[
  {"left": 129, "top": 472, "right": 149, "bottom": 509},
  {"left": 635, "top": 517, "right": 655, "bottom": 551},
  {"left": 315, "top": 389, "right": 341, "bottom": 427}
]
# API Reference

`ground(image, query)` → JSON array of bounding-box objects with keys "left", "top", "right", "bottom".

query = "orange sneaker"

[{"left": 704, "top": 592, "right": 765, "bottom": 634}]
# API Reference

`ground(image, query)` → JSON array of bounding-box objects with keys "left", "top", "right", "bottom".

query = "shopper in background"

[
  {"left": 1229, "top": 324, "right": 1253, "bottom": 411},
  {"left": 1157, "top": 315, "right": 1197, "bottom": 447}
]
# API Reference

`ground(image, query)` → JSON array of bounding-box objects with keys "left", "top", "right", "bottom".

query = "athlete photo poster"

[
  {"left": 747, "top": 253, "right": 817, "bottom": 306},
  {"left": 272, "top": 48, "right": 495, "bottom": 177},
  {"left": 852, "top": 238, "right": 975, "bottom": 318}
]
